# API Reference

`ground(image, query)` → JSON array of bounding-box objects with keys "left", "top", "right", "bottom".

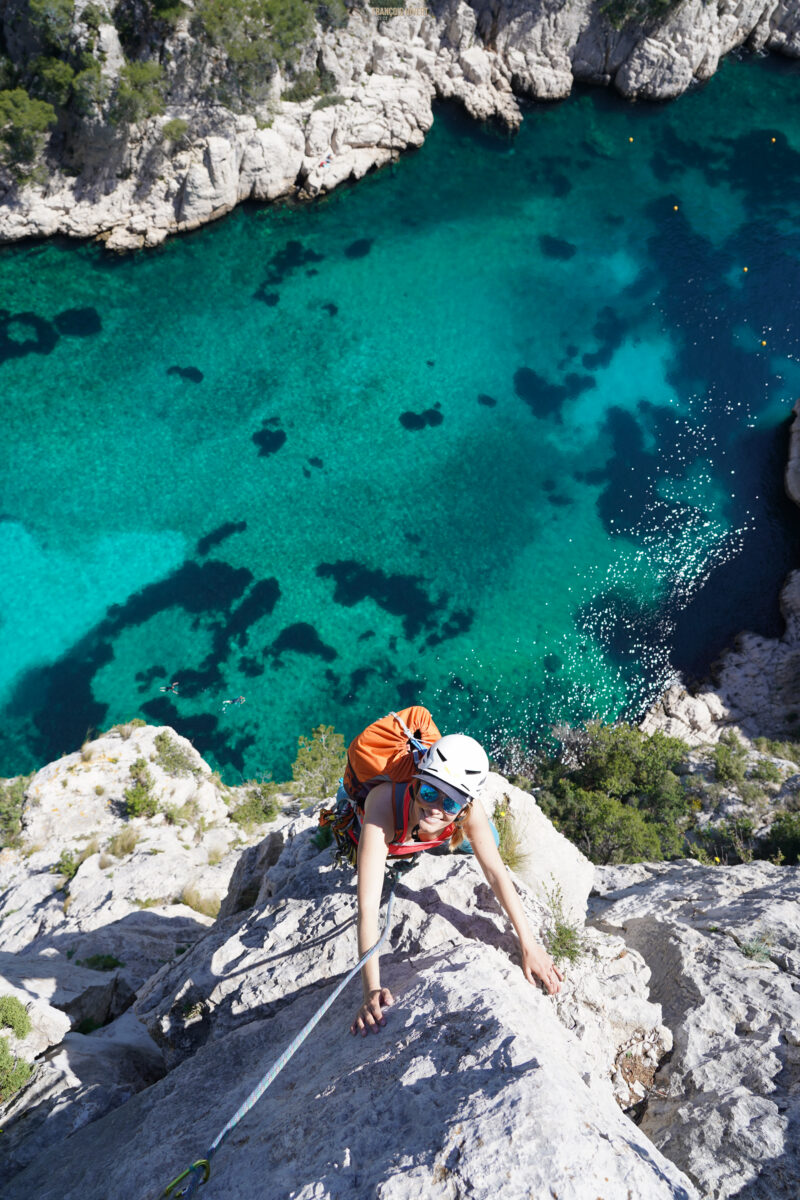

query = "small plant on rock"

[
  {"left": 740, "top": 931, "right": 774, "bottom": 962},
  {"left": 154, "top": 731, "right": 198, "bottom": 776},
  {"left": 125, "top": 757, "right": 158, "bottom": 818},
  {"left": 494, "top": 800, "right": 527, "bottom": 872},
  {"left": 0, "top": 995, "right": 31, "bottom": 1040},
  {"left": 0, "top": 1036, "right": 32, "bottom": 1102},
  {"left": 108, "top": 827, "right": 140, "bottom": 858},
  {"left": 0, "top": 774, "right": 32, "bottom": 850},
  {"left": 713, "top": 732, "right": 748, "bottom": 785},
  {"left": 181, "top": 883, "right": 221, "bottom": 918},
  {"left": 78, "top": 954, "right": 124, "bottom": 971},
  {"left": 230, "top": 778, "right": 279, "bottom": 828},
  {"left": 542, "top": 881, "right": 584, "bottom": 966}
]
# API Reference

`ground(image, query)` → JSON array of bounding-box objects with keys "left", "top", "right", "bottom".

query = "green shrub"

[
  {"left": 194, "top": 0, "right": 313, "bottom": 97},
  {"left": 313, "top": 93, "right": 345, "bottom": 110},
  {"left": 539, "top": 784, "right": 664, "bottom": 865},
  {"left": 0, "top": 995, "right": 32, "bottom": 1041},
  {"left": 230, "top": 778, "right": 279, "bottom": 828},
  {"left": 78, "top": 954, "right": 123, "bottom": 971},
  {"left": 713, "top": 732, "right": 748, "bottom": 785},
  {"left": 0, "top": 775, "right": 31, "bottom": 850},
  {"left": 694, "top": 818, "right": 755, "bottom": 865},
  {"left": 30, "top": 56, "right": 75, "bottom": 106},
  {"left": 751, "top": 758, "right": 784, "bottom": 784},
  {"left": 753, "top": 737, "right": 800, "bottom": 767},
  {"left": 28, "top": 0, "right": 74, "bottom": 51},
  {"left": 162, "top": 116, "right": 189, "bottom": 142},
  {"left": 70, "top": 60, "right": 107, "bottom": 116},
  {"left": 0, "top": 1036, "right": 32, "bottom": 1102},
  {"left": 542, "top": 883, "right": 584, "bottom": 966},
  {"left": 764, "top": 812, "right": 800, "bottom": 865},
  {"left": 154, "top": 731, "right": 197, "bottom": 776},
  {"left": 112, "top": 61, "right": 164, "bottom": 124},
  {"left": 284, "top": 69, "right": 319, "bottom": 103},
  {"left": 51, "top": 849, "right": 80, "bottom": 882},
  {"left": 125, "top": 758, "right": 158, "bottom": 817},
  {"left": 599, "top": 0, "right": 681, "bottom": 29},
  {"left": 0, "top": 87, "right": 56, "bottom": 169},
  {"left": 291, "top": 724, "right": 346, "bottom": 799}
]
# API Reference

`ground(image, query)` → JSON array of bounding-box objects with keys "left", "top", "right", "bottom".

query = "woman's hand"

[
  {"left": 350, "top": 987, "right": 394, "bottom": 1036},
  {"left": 521, "top": 942, "right": 565, "bottom": 995}
]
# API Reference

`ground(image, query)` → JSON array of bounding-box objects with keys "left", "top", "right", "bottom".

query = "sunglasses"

[{"left": 418, "top": 782, "right": 464, "bottom": 817}]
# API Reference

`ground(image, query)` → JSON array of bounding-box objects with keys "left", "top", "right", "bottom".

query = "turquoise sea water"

[{"left": 1, "top": 52, "right": 799, "bottom": 781}]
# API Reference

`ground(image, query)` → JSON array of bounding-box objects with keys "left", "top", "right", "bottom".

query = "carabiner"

[{"left": 163, "top": 1159, "right": 210, "bottom": 1197}]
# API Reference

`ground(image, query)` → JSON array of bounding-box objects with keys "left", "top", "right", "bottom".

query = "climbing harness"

[{"left": 162, "top": 866, "right": 406, "bottom": 1199}]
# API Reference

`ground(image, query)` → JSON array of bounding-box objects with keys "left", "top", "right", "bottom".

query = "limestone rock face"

[
  {"left": 481, "top": 770, "right": 595, "bottom": 922},
  {"left": 5, "top": 830, "right": 696, "bottom": 1200},
  {"left": 2, "top": 0, "right": 799, "bottom": 247},
  {"left": 590, "top": 860, "right": 800, "bottom": 1199}
]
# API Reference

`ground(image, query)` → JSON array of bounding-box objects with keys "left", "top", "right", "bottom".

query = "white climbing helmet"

[{"left": 414, "top": 734, "right": 489, "bottom": 806}]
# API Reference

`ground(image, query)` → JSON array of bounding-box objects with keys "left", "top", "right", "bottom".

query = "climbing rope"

[{"left": 162, "top": 870, "right": 403, "bottom": 1199}]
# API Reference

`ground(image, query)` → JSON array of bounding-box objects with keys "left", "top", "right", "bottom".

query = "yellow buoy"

[
  {"left": 629, "top": 136, "right": 634, "bottom": 143},
  {"left": 743, "top": 267, "right": 748, "bottom": 273},
  {"left": 673, "top": 205, "right": 679, "bottom": 211},
  {"left": 762, "top": 340, "right": 767, "bottom": 346},
  {"left": 771, "top": 137, "right": 776, "bottom": 143}
]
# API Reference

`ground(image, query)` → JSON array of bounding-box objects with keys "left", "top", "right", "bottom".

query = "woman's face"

[{"left": 415, "top": 789, "right": 455, "bottom": 831}]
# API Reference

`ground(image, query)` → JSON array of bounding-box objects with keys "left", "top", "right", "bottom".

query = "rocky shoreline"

[{"left": 1, "top": 0, "right": 799, "bottom": 250}]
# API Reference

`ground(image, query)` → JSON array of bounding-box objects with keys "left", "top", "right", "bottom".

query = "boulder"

[
  {"left": 589, "top": 860, "right": 800, "bottom": 1199},
  {"left": 0, "top": 1010, "right": 165, "bottom": 1189},
  {"left": 481, "top": 772, "right": 594, "bottom": 922}
]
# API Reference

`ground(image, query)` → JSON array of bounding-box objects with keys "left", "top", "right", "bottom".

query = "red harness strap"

[{"left": 388, "top": 782, "right": 454, "bottom": 857}]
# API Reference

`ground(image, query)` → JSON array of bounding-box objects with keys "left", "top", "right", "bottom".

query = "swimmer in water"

[
  {"left": 160, "top": 681, "right": 180, "bottom": 694},
  {"left": 221, "top": 695, "right": 246, "bottom": 710}
]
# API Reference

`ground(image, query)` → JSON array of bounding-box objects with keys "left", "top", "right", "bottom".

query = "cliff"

[
  {"left": 1, "top": 725, "right": 799, "bottom": 1197},
  {"left": 1, "top": 0, "right": 799, "bottom": 249}
]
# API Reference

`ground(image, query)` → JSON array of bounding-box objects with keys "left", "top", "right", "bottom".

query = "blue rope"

[{"left": 165, "top": 878, "right": 399, "bottom": 1199}]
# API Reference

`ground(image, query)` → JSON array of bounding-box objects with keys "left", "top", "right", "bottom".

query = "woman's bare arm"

[
  {"left": 350, "top": 784, "right": 395, "bottom": 1035},
  {"left": 463, "top": 801, "right": 564, "bottom": 995}
]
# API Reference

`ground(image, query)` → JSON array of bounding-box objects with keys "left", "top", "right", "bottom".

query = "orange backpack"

[{"left": 342, "top": 706, "right": 442, "bottom": 804}]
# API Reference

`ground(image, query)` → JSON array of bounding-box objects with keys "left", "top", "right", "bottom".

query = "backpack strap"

[
  {"left": 390, "top": 711, "right": 430, "bottom": 765},
  {"left": 391, "top": 780, "right": 413, "bottom": 845}
]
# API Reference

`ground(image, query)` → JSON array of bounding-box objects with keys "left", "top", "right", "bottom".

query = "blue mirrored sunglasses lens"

[{"left": 419, "top": 783, "right": 462, "bottom": 815}]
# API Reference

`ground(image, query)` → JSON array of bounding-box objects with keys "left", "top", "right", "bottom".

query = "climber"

[{"left": 349, "top": 733, "right": 564, "bottom": 1036}]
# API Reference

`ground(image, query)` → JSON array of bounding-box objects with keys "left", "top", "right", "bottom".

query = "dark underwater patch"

[
  {"left": 197, "top": 521, "right": 247, "bottom": 557},
  {"left": 576, "top": 590, "right": 664, "bottom": 672},
  {"left": 260, "top": 240, "right": 324, "bottom": 289},
  {"left": 308, "top": 456, "right": 323, "bottom": 469},
  {"left": 254, "top": 288, "right": 280, "bottom": 306},
  {"left": 239, "top": 655, "right": 265, "bottom": 677},
  {"left": 547, "top": 494, "right": 572, "bottom": 507},
  {"left": 344, "top": 238, "right": 373, "bottom": 259},
  {"left": 269, "top": 622, "right": 337, "bottom": 662},
  {"left": 582, "top": 306, "right": 627, "bottom": 370},
  {"left": 226, "top": 578, "right": 281, "bottom": 647},
  {"left": 425, "top": 608, "right": 474, "bottom": 648},
  {"left": 322, "top": 303, "right": 338, "bottom": 316},
  {"left": 543, "top": 654, "right": 562, "bottom": 672},
  {"left": 316, "top": 559, "right": 445, "bottom": 640},
  {"left": 400, "top": 408, "right": 444, "bottom": 431},
  {"left": 0, "top": 311, "right": 58, "bottom": 366},
  {"left": 514, "top": 367, "right": 595, "bottom": 420},
  {"left": 54, "top": 307, "right": 102, "bottom": 336},
  {"left": 253, "top": 421, "right": 287, "bottom": 456},
  {"left": 539, "top": 235, "right": 576, "bottom": 260},
  {"left": 477, "top": 393, "right": 497, "bottom": 407},
  {"left": 167, "top": 365, "right": 204, "bottom": 383}
]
